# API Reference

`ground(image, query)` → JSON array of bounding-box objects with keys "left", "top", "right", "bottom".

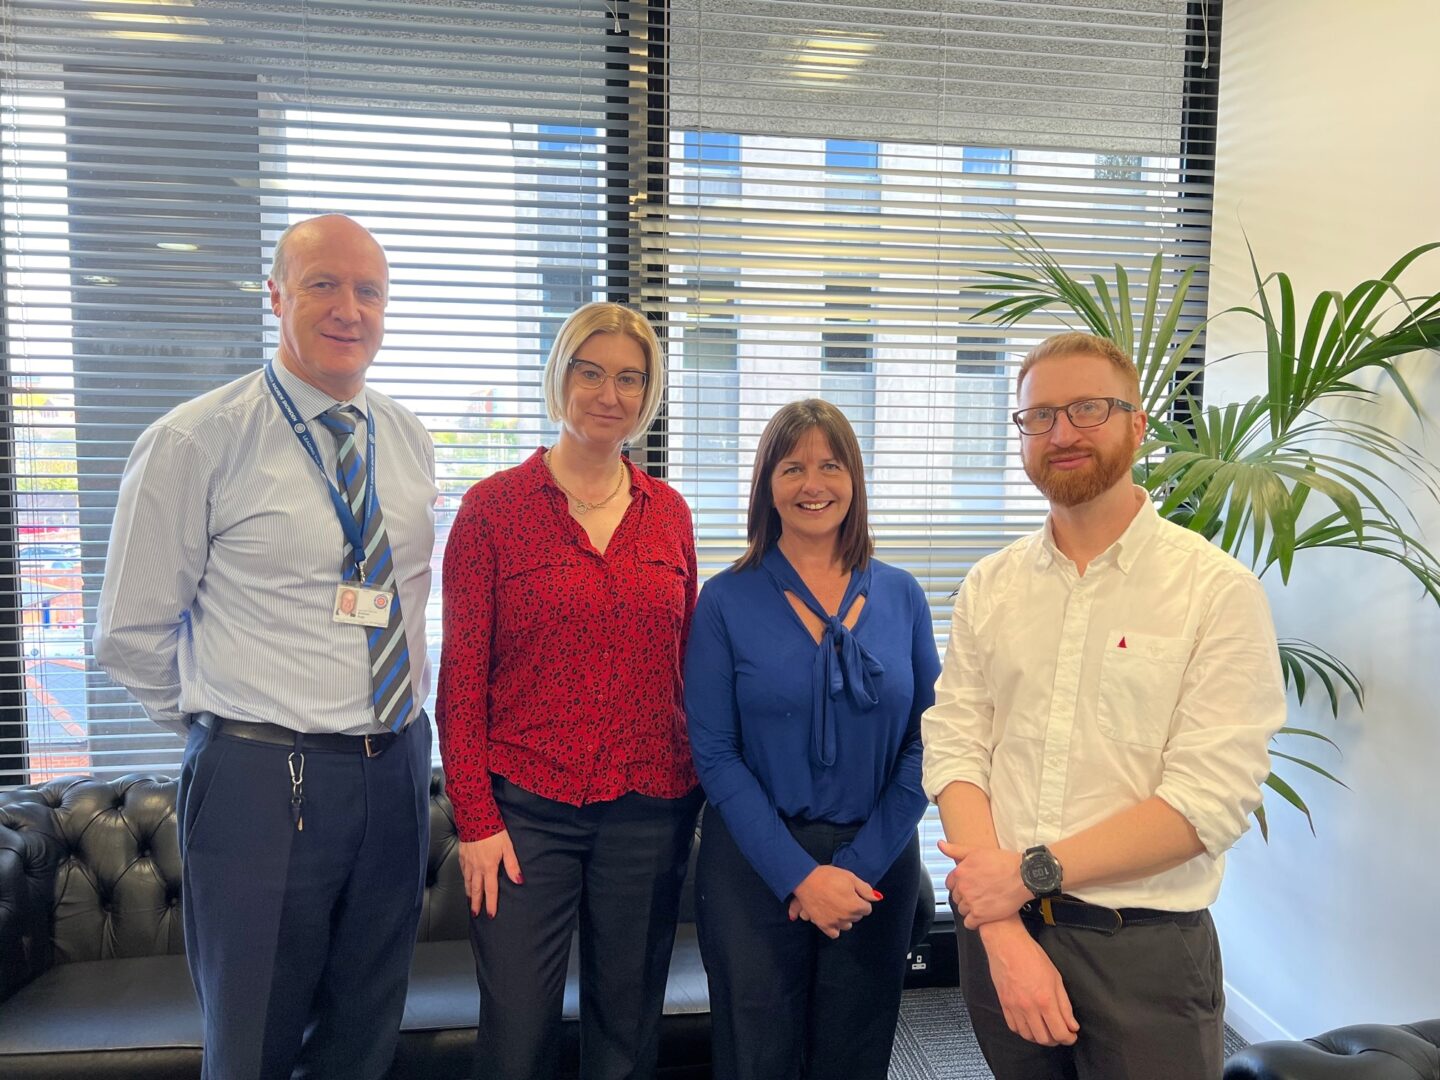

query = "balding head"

[
  {"left": 269, "top": 214, "right": 388, "bottom": 297},
  {"left": 267, "top": 214, "right": 390, "bottom": 401}
]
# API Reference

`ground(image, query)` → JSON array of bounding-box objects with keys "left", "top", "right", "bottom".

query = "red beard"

[{"left": 1024, "top": 440, "right": 1134, "bottom": 507}]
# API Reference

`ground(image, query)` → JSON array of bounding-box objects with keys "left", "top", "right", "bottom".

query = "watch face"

[{"left": 1022, "top": 850, "right": 1062, "bottom": 895}]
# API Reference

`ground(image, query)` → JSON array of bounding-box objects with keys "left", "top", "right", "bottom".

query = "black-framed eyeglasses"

[
  {"left": 1012, "top": 396, "right": 1136, "bottom": 436},
  {"left": 567, "top": 358, "right": 648, "bottom": 398}
]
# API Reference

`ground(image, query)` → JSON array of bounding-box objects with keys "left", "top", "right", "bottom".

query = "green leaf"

[
  {"left": 1276, "top": 640, "right": 1364, "bottom": 713},
  {"left": 1115, "top": 263, "right": 1134, "bottom": 358},
  {"left": 1136, "top": 254, "right": 1162, "bottom": 390},
  {"left": 1276, "top": 726, "right": 1344, "bottom": 753},
  {"left": 1270, "top": 750, "right": 1349, "bottom": 790},
  {"left": 1094, "top": 273, "right": 1121, "bottom": 343},
  {"left": 1263, "top": 771, "right": 1315, "bottom": 836}
]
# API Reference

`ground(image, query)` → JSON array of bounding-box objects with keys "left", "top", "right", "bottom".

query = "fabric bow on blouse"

[{"left": 761, "top": 546, "right": 885, "bottom": 768}]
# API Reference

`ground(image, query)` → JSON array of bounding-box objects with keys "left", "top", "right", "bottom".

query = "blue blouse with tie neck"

[{"left": 684, "top": 546, "right": 941, "bottom": 901}]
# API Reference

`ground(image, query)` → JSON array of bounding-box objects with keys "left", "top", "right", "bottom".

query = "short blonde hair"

[
  {"left": 1017, "top": 331, "right": 1140, "bottom": 402},
  {"left": 543, "top": 303, "right": 666, "bottom": 443}
]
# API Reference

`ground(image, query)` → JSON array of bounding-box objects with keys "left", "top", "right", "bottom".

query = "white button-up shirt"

[{"left": 921, "top": 492, "right": 1285, "bottom": 911}]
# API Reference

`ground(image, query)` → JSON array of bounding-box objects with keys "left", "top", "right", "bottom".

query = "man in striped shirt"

[{"left": 96, "top": 214, "right": 438, "bottom": 1080}]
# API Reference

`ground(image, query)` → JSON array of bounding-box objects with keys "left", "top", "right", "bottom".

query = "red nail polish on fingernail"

[
  {"left": 872, "top": 890, "right": 884, "bottom": 900},
  {"left": 515, "top": 873, "right": 525, "bottom": 885}
]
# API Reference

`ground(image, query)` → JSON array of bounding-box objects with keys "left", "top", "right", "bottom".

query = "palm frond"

[
  {"left": 1277, "top": 640, "right": 1364, "bottom": 715},
  {"left": 971, "top": 225, "right": 1440, "bottom": 836}
]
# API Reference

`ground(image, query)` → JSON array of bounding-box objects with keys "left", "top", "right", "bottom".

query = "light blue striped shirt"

[{"left": 95, "top": 361, "right": 437, "bottom": 736}]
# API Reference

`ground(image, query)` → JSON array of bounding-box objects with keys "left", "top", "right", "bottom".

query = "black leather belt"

[
  {"left": 195, "top": 713, "right": 399, "bottom": 758},
  {"left": 1019, "top": 896, "right": 1204, "bottom": 935}
]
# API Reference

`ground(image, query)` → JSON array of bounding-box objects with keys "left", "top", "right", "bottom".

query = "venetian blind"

[
  {"left": 644, "top": 0, "right": 1219, "bottom": 901},
  {"left": 0, "top": 0, "right": 635, "bottom": 781}
]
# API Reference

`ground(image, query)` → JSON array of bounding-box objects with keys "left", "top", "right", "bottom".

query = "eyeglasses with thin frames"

[
  {"left": 567, "top": 358, "right": 648, "bottom": 398},
  {"left": 1012, "top": 396, "right": 1136, "bottom": 436}
]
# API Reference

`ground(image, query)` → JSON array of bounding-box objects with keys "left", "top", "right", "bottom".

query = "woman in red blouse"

[{"left": 437, "top": 302, "right": 702, "bottom": 1080}]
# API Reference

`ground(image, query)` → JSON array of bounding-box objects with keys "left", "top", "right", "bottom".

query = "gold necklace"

[{"left": 544, "top": 450, "right": 627, "bottom": 515}]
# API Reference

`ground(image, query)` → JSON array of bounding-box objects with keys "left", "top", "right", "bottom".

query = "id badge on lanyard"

[
  {"left": 264, "top": 363, "right": 394, "bottom": 628},
  {"left": 332, "top": 582, "right": 392, "bottom": 627}
]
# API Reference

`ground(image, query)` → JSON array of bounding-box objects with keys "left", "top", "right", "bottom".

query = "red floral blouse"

[{"left": 436, "top": 447, "right": 699, "bottom": 841}]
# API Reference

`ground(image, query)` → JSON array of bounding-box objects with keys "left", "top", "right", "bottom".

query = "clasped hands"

[
  {"left": 786, "top": 864, "right": 883, "bottom": 939},
  {"left": 938, "top": 840, "right": 1032, "bottom": 929},
  {"left": 940, "top": 840, "right": 1079, "bottom": 1047}
]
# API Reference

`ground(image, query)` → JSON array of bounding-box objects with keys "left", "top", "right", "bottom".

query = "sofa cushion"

[
  {"left": 0, "top": 925, "right": 711, "bottom": 1080},
  {"left": 401, "top": 925, "right": 709, "bottom": 1031},
  {"left": 391, "top": 927, "right": 710, "bottom": 1079},
  {"left": 0, "top": 954, "right": 201, "bottom": 1080}
]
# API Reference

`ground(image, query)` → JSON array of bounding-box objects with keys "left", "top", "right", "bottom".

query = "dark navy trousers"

[
  {"left": 696, "top": 809, "right": 923, "bottom": 1080},
  {"left": 178, "top": 714, "right": 432, "bottom": 1080},
  {"left": 470, "top": 776, "right": 703, "bottom": 1080}
]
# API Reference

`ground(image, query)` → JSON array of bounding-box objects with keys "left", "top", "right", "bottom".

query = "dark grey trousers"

[{"left": 957, "top": 908, "right": 1225, "bottom": 1080}]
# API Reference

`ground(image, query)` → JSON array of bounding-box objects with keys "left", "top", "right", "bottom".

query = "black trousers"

[
  {"left": 179, "top": 714, "right": 432, "bottom": 1080},
  {"left": 469, "top": 776, "right": 703, "bottom": 1080},
  {"left": 957, "top": 908, "right": 1226, "bottom": 1080},
  {"left": 696, "top": 809, "right": 923, "bottom": 1080}
]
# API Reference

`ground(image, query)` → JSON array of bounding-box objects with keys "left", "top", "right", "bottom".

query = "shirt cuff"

[
  {"left": 1153, "top": 783, "right": 1246, "bottom": 859},
  {"left": 451, "top": 785, "right": 506, "bottom": 843},
  {"left": 921, "top": 765, "right": 991, "bottom": 804},
  {"left": 770, "top": 848, "right": 820, "bottom": 902},
  {"left": 149, "top": 714, "right": 191, "bottom": 739}
]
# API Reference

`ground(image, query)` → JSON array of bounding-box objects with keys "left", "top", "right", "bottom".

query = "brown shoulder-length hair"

[{"left": 736, "top": 398, "right": 873, "bottom": 573}]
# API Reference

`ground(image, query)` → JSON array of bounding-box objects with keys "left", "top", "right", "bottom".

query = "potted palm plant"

[{"left": 972, "top": 224, "right": 1440, "bottom": 834}]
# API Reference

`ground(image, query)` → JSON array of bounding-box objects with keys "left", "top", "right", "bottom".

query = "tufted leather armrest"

[
  {"left": 0, "top": 780, "right": 67, "bottom": 1003},
  {"left": 0, "top": 775, "right": 185, "bottom": 1003},
  {"left": 0, "top": 807, "right": 50, "bottom": 1003},
  {"left": 1225, "top": 1020, "right": 1440, "bottom": 1079}
]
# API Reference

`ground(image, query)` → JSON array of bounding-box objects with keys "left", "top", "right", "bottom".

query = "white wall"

[{"left": 1204, "top": 0, "right": 1440, "bottom": 1042}]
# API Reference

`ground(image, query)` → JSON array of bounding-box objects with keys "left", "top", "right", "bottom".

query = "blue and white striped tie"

[{"left": 317, "top": 404, "right": 415, "bottom": 733}]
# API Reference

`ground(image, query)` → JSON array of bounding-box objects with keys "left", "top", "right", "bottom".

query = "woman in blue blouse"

[{"left": 685, "top": 399, "right": 941, "bottom": 1080}]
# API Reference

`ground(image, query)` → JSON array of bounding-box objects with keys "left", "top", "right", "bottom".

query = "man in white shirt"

[{"left": 921, "top": 331, "right": 1285, "bottom": 1079}]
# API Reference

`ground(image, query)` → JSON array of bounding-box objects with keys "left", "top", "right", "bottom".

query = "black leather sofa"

[
  {"left": 0, "top": 771, "right": 712, "bottom": 1080},
  {"left": 1226, "top": 1020, "right": 1440, "bottom": 1079},
  {"left": 0, "top": 771, "right": 937, "bottom": 1080}
]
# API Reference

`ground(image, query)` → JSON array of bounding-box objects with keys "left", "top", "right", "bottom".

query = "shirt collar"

[
  {"left": 522, "top": 445, "right": 655, "bottom": 501},
  {"left": 1111, "top": 492, "right": 1160, "bottom": 572},
  {"left": 270, "top": 358, "right": 370, "bottom": 422},
  {"left": 1034, "top": 486, "right": 1159, "bottom": 575}
]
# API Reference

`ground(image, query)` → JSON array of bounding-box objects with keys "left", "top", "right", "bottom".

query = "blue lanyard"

[{"left": 264, "top": 362, "right": 378, "bottom": 584}]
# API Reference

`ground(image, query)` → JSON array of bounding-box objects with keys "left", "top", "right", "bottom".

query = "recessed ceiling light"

[{"left": 790, "top": 32, "right": 881, "bottom": 83}]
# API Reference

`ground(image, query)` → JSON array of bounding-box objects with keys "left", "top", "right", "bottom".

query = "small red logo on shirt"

[{"left": 1117, "top": 636, "right": 1127, "bottom": 648}]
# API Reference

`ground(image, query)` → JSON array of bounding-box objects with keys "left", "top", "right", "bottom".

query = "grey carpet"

[{"left": 887, "top": 986, "right": 1249, "bottom": 1079}]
